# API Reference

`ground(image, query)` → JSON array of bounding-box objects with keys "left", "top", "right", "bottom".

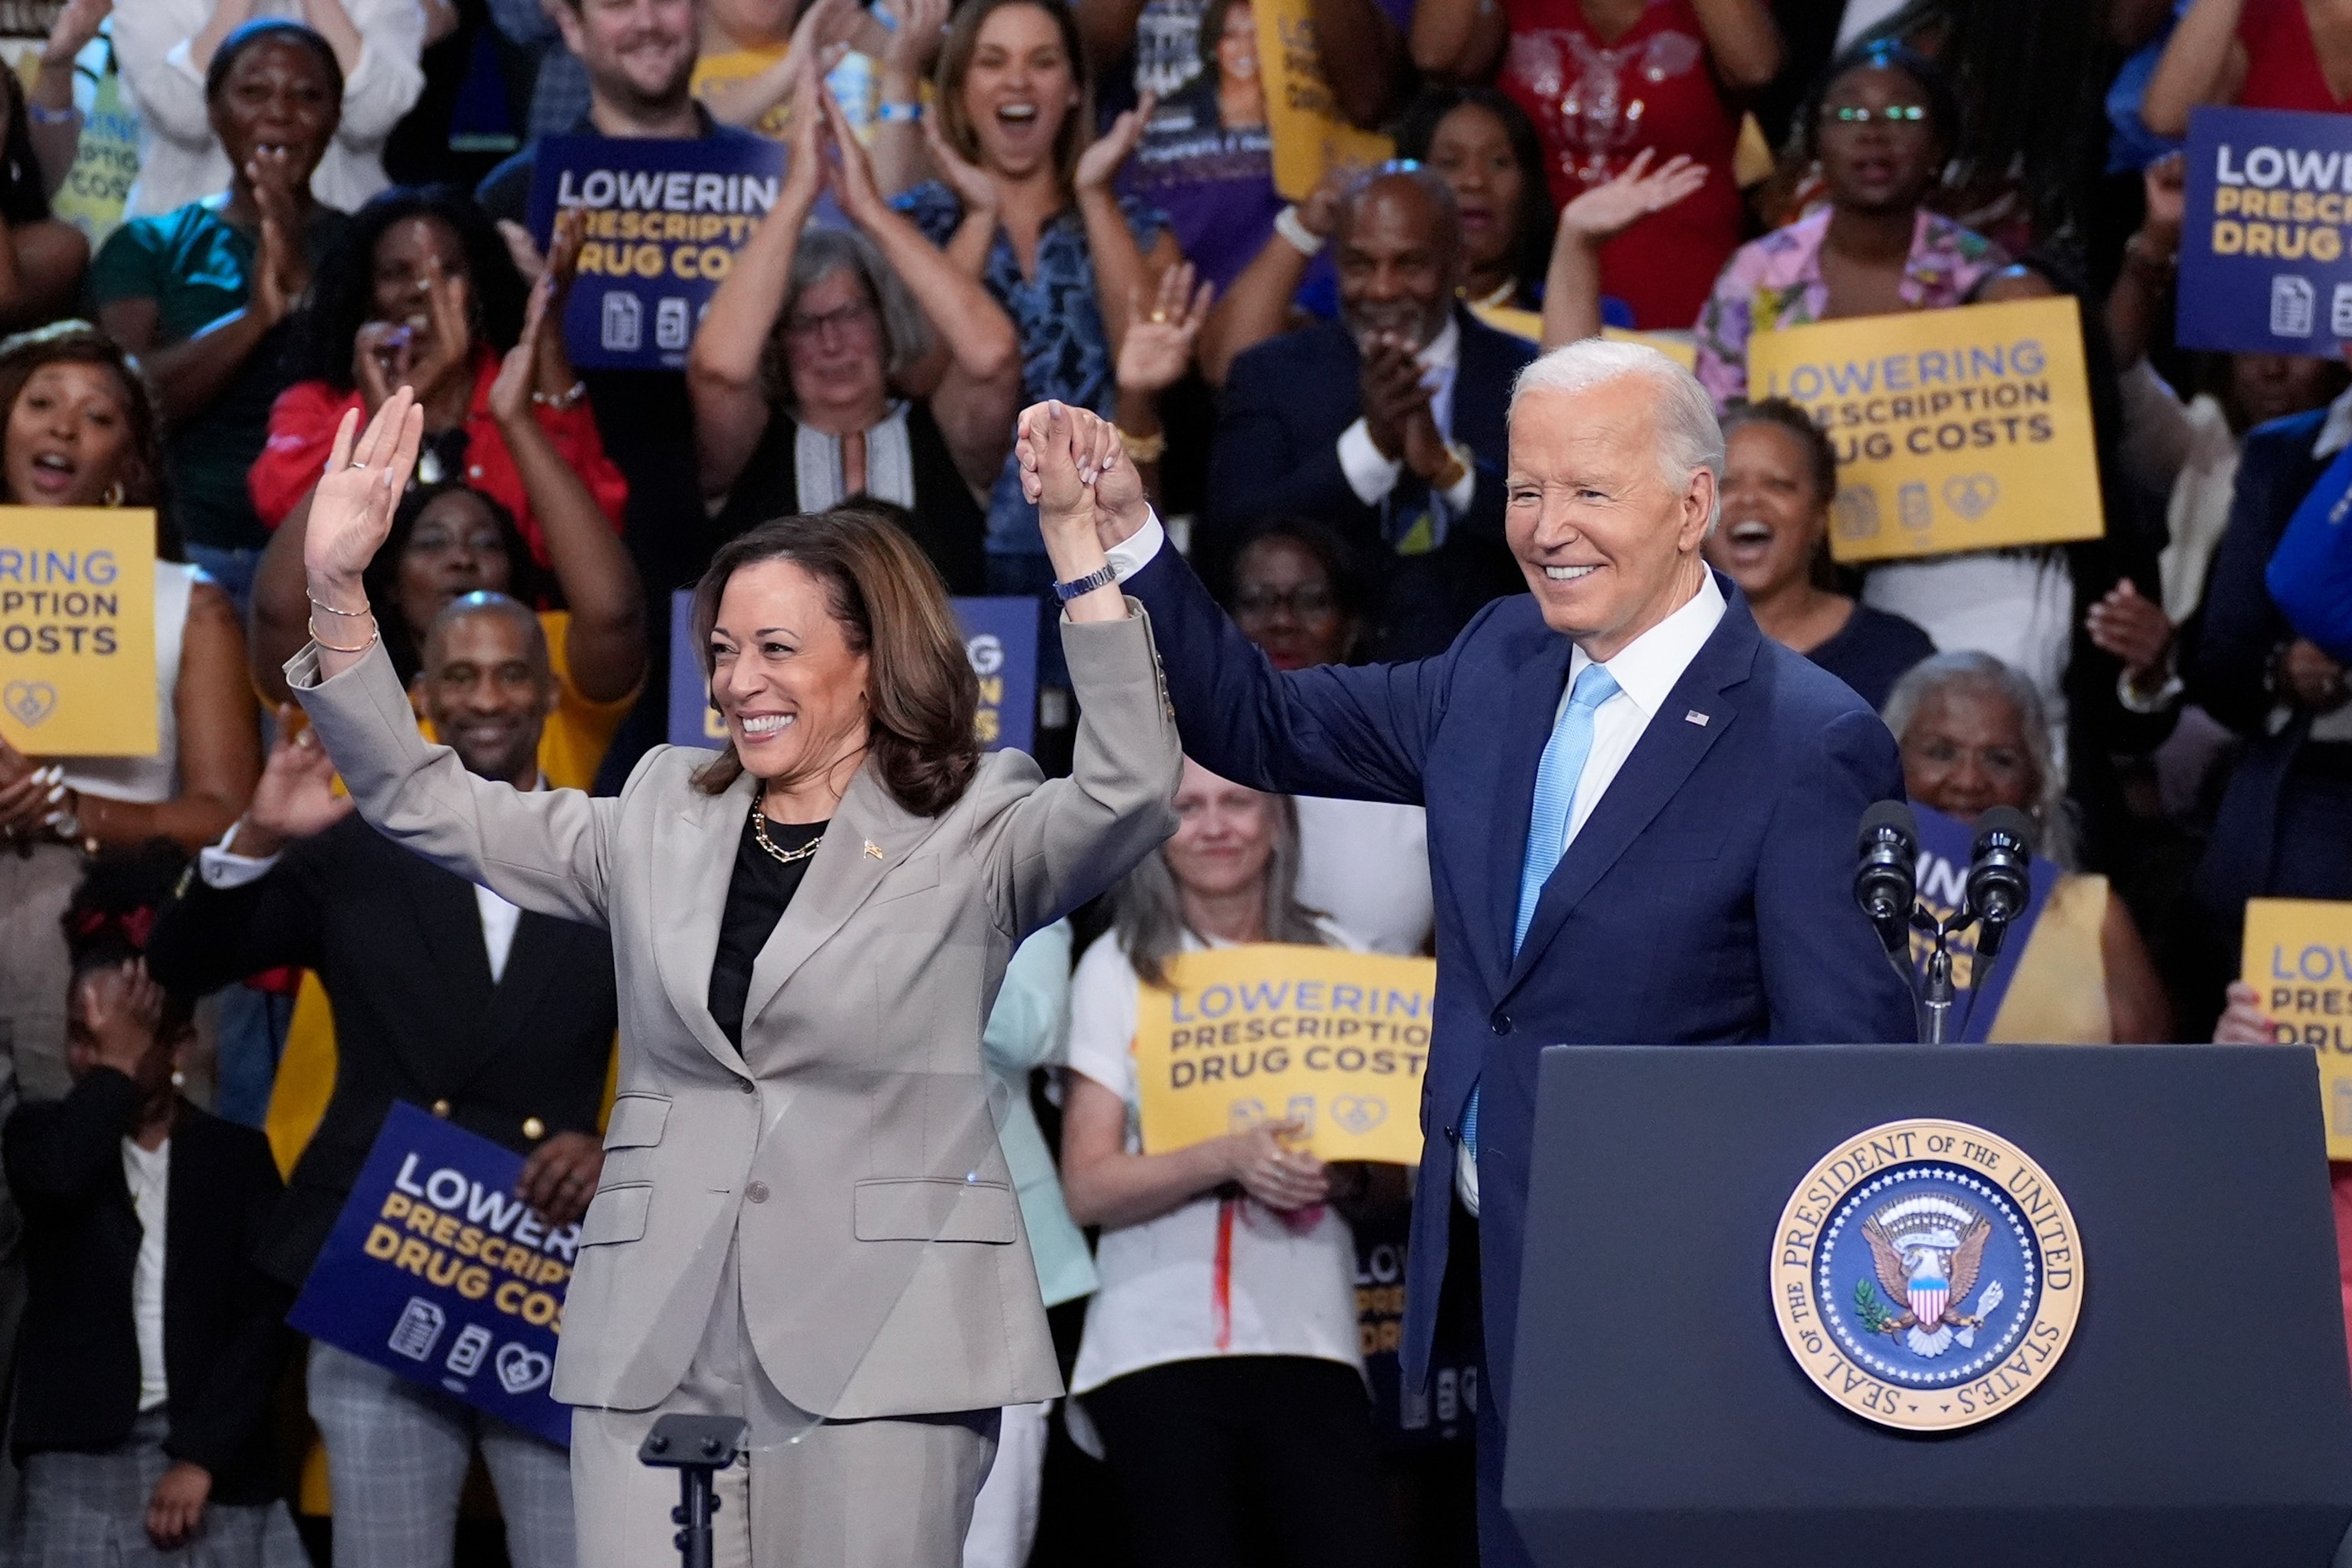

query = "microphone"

[
  {"left": 1854, "top": 800, "right": 1918, "bottom": 956},
  {"left": 1965, "top": 806, "right": 2037, "bottom": 959}
]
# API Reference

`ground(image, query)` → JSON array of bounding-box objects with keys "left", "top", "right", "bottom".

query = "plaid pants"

[
  {"left": 17, "top": 1409, "right": 305, "bottom": 1568},
  {"left": 307, "top": 1340, "right": 574, "bottom": 1568}
]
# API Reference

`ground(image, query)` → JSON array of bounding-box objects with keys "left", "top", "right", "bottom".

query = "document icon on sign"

[
  {"left": 601, "top": 292, "right": 642, "bottom": 352},
  {"left": 2272, "top": 275, "right": 2316, "bottom": 338},
  {"left": 389, "top": 1298, "right": 446, "bottom": 1361}
]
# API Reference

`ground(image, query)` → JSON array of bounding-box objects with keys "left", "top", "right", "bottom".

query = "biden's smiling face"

[{"left": 1504, "top": 381, "right": 1714, "bottom": 661}]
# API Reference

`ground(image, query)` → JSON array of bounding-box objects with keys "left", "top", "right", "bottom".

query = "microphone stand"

[
  {"left": 1920, "top": 922, "right": 1957, "bottom": 1046},
  {"left": 639, "top": 1413, "right": 748, "bottom": 1568}
]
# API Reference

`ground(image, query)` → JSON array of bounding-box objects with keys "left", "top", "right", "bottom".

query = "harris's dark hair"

[
  {"left": 1720, "top": 397, "right": 1839, "bottom": 508},
  {"left": 204, "top": 18, "right": 344, "bottom": 106},
  {"left": 63, "top": 841, "right": 197, "bottom": 1035},
  {"left": 689, "top": 511, "right": 979, "bottom": 816},
  {"left": 1393, "top": 84, "right": 1557, "bottom": 306},
  {"left": 290, "top": 185, "right": 529, "bottom": 390},
  {"left": 365, "top": 482, "right": 542, "bottom": 684},
  {"left": 1798, "top": 38, "right": 1958, "bottom": 163},
  {"left": 0, "top": 321, "right": 175, "bottom": 557}
]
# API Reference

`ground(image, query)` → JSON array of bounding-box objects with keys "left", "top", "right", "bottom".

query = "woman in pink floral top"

[{"left": 1693, "top": 41, "right": 2007, "bottom": 408}]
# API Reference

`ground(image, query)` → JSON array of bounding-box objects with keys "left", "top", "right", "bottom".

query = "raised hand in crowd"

[
  {"left": 2108, "top": 153, "right": 2186, "bottom": 369},
  {"left": 871, "top": 0, "right": 951, "bottom": 196},
  {"left": 703, "top": 0, "right": 855, "bottom": 133},
  {"left": 1114, "top": 260, "right": 1214, "bottom": 498},
  {"left": 355, "top": 252, "right": 473, "bottom": 424},
  {"left": 248, "top": 144, "right": 315, "bottom": 330},
  {"left": 921, "top": 113, "right": 1003, "bottom": 276},
  {"left": 1073, "top": 93, "right": 1158, "bottom": 368},
  {"left": 1540, "top": 148, "right": 1707, "bottom": 348},
  {"left": 1197, "top": 163, "right": 1351, "bottom": 386},
  {"left": 2278, "top": 637, "right": 2350, "bottom": 714},
  {"left": 1359, "top": 328, "right": 1446, "bottom": 479},
  {"left": 2214, "top": 981, "right": 2280, "bottom": 1045},
  {"left": 144, "top": 1459, "right": 213, "bottom": 1551},
  {"left": 516, "top": 1129, "right": 604, "bottom": 1227},
  {"left": 71, "top": 959, "right": 171, "bottom": 1085},
  {"left": 223, "top": 708, "right": 355, "bottom": 860},
  {"left": 28, "top": 0, "right": 109, "bottom": 197},
  {"left": 2086, "top": 578, "right": 2177, "bottom": 700}
]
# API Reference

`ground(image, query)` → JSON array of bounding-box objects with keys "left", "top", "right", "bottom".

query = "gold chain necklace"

[{"left": 750, "top": 802, "right": 825, "bottom": 866}]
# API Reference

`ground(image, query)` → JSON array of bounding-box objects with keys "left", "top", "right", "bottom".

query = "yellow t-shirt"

[
  {"left": 692, "top": 44, "right": 796, "bottom": 137},
  {"left": 263, "top": 611, "right": 633, "bottom": 1176}
]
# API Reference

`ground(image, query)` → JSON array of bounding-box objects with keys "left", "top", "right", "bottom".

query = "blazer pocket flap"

[
  {"left": 580, "top": 1182, "right": 652, "bottom": 1247},
  {"left": 853, "top": 1178, "right": 1017, "bottom": 1243},
  {"left": 870, "top": 854, "right": 942, "bottom": 906},
  {"left": 603, "top": 1094, "right": 671, "bottom": 1150}
]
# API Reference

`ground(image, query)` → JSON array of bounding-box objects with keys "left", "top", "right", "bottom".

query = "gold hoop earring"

[{"left": 102, "top": 482, "right": 124, "bottom": 508}]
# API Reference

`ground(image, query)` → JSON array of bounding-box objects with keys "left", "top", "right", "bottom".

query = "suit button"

[
  {"left": 745, "top": 1181, "right": 769, "bottom": 1204},
  {"left": 431, "top": 1099, "right": 452, "bottom": 1117},
  {"left": 739, "top": 1080, "right": 756, "bottom": 1095},
  {"left": 1491, "top": 1011, "right": 1512, "bottom": 1035},
  {"left": 521, "top": 1117, "right": 546, "bottom": 1140}
]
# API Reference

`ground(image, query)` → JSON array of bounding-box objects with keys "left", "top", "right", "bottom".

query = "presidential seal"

[{"left": 1770, "top": 1119, "right": 2082, "bottom": 1432}]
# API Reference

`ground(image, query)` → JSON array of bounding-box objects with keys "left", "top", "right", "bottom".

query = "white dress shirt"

[
  {"left": 200, "top": 777, "right": 541, "bottom": 984},
  {"left": 116, "top": 0, "right": 428, "bottom": 219},
  {"left": 122, "top": 1138, "right": 171, "bottom": 1413},
  {"left": 1333, "top": 315, "right": 1479, "bottom": 517}
]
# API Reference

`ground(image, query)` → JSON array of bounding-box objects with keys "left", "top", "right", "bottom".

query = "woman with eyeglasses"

[
  {"left": 692, "top": 70, "right": 1018, "bottom": 593},
  {"left": 1693, "top": 41, "right": 2009, "bottom": 407}
]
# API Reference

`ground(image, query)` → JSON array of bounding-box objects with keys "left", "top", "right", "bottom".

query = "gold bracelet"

[
  {"left": 308, "top": 612, "right": 381, "bottom": 655},
  {"left": 307, "top": 593, "right": 371, "bottom": 618},
  {"left": 1116, "top": 425, "right": 1167, "bottom": 464}
]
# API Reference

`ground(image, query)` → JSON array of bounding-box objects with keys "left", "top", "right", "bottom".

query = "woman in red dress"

[
  {"left": 1410, "top": 0, "right": 1779, "bottom": 329},
  {"left": 2142, "top": 0, "right": 2352, "bottom": 139}
]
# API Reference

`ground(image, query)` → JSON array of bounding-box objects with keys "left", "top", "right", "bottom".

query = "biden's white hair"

[{"left": 1509, "top": 338, "right": 1726, "bottom": 534}]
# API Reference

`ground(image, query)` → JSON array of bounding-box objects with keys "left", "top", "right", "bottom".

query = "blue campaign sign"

[
  {"left": 526, "top": 135, "right": 783, "bottom": 371},
  {"left": 2178, "top": 106, "right": 2352, "bottom": 354},
  {"left": 667, "top": 590, "right": 1038, "bottom": 753},
  {"left": 1908, "top": 806, "right": 2061, "bottom": 1042},
  {"left": 289, "top": 1102, "right": 574, "bottom": 1446}
]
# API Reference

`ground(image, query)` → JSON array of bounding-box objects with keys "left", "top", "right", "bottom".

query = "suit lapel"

[
  {"left": 400, "top": 854, "right": 495, "bottom": 1024},
  {"left": 1485, "top": 634, "right": 1574, "bottom": 988},
  {"left": 477, "top": 911, "right": 564, "bottom": 1055},
  {"left": 737, "top": 765, "right": 935, "bottom": 1044},
  {"left": 652, "top": 767, "right": 761, "bottom": 1073},
  {"left": 1505, "top": 593, "right": 1761, "bottom": 991}
]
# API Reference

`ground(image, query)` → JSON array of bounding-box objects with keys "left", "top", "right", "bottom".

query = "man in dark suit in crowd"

[
  {"left": 149, "top": 593, "right": 617, "bottom": 1568},
  {"left": 1207, "top": 164, "right": 1535, "bottom": 658},
  {"left": 1018, "top": 333, "right": 1916, "bottom": 1566}
]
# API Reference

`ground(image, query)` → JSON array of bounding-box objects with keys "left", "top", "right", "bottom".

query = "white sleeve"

[
  {"left": 1063, "top": 932, "right": 1142, "bottom": 1108},
  {"left": 197, "top": 822, "right": 280, "bottom": 888},
  {"left": 1336, "top": 417, "right": 1402, "bottom": 505},
  {"left": 1104, "top": 511, "right": 1166, "bottom": 583},
  {"left": 335, "top": 0, "right": 430, "bottom": 143},
  {"left": 111, "top": 0, "right": 216, "bottom": 146}
]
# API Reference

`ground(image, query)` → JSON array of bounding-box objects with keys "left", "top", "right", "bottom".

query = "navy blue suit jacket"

[
  {"left": 1124, "top": 546, "right": 1918, "bottom": 1416},
  {"left": 1206, "top": 305, "right": 1534, "bottom": 657}
]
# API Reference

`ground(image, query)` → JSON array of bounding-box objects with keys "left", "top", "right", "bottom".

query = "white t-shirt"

[
  {"left": 1065, "top": 924, "right": 1365, "bottom": 1409},
  {"left": 122, "top": 1136, "right": 170, "bottom": 1413},
  {"left": 1293, "top": 797, "right": 1434, "bottom": 957}
]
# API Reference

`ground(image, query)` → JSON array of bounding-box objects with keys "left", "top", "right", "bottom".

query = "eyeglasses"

[
  {"left": 1821, "top": 103, "right": 1929, "bottom": 126},
  {"left": 1232, "top": 585, "right": 1339, "bottom": 620},
  {"left": 786, "top": 299, "right": 879, "bottom": 341}
]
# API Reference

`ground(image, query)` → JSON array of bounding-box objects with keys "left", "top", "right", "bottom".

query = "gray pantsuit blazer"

[{"left": 289, "top": 606, "right": 1181, "bottom": 1420}]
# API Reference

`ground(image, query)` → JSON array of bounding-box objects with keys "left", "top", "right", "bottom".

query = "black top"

[
  {"left": 708, "top": 812, "right": 828, "bottom": 1048},
  {"left": 5, "top": 1073, "right": 289, "bottom": 1502},
  {"left": 1805, "top": 602, "right": 1937, "bottom": 714}
]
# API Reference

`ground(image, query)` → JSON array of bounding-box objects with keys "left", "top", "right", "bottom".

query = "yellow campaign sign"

[
  {"left": 1254, "top": 0, "right": 1393, "bottom": 202},
  {"left": 1745, "top": 296, "right": 2105, "bottom": 564},
  {"left": 2241, "top": 898, "right": 2352, "bottom": 1158},
  {"left": 1134, "top": 944, "right": 1432, "bottom": 1165},
  {"left": 0, "top": 508, "right": 156, "bottom": 756}
]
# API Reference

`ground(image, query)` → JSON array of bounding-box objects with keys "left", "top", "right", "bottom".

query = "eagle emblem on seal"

[{"left": 1857, "top": 1196, "right": 2008, "bottom": 1359}]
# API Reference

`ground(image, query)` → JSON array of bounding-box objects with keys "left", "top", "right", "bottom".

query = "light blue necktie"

[{"left": 1463, "top": 661, "right": 1621, "bottom": 1165}]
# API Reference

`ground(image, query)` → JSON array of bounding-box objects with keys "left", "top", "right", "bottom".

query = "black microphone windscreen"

[
  {"left": 1973, "top": 805, "right": 2037, "bottom": 858},
  {"left": 1857, "top": 798, "right": 1919, "bottom": 853}
]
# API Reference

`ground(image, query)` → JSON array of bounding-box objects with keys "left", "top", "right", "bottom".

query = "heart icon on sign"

[
  {"left": 494, "top": 1342, "right": 552, "bottom": 1395},
  {"left": 2, "top": 681, "right": 57, "bottom": 727},
  {"left": 1941, "top": 474, "right": 2000, "bottom": 521},
  {"left": 1329, "top": 1096, "right": 1386, "bottom": 1136}
]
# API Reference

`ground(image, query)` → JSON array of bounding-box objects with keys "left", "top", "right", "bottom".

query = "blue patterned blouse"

[{"left": 893, "top": 181, "right": 1165, "bottom": 558}]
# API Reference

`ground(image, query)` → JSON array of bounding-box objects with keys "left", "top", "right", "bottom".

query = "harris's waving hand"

[{"left": 302, "top": 388, "right": 426, "bottom": 681}]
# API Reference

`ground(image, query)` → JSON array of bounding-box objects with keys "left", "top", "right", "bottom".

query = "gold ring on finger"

[{"left": 1150, "top": 309, "right": 1169, "bottom": 323}]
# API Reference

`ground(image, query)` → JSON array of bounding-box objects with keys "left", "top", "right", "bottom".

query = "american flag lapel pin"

[{"left": 1684, "top": 710, "right": 1710, "bottom": 727}]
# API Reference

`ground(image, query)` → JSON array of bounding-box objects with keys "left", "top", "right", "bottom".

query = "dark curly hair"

[
  {"left": 689, "top": 510, "right": 979, "bottom": 817},
  {"left": 63, "top": 840, "right": 196, "bottom": 1034},
  {"left": 289, "top": 185, "right": 529, "bottom": 391},
  {"left": 1720, "top": 397, "right": 1839, "bottom": 508},
  {"left": 365, "top": 482, "right": 544, "bottom": 684},
  {"left": 204, "top": 18, "right": 343, "bottom": 106},
  {"left": 1393, "top": 84, "right": 1558, "bottom": 309},
  {"left": 0, "top": 321, "right": 175, "bottom": 557}
]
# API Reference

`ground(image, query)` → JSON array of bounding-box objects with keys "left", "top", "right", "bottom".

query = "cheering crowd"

[{"left": 0, "top": 0, "right": 2347, "bottom": 1562}]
